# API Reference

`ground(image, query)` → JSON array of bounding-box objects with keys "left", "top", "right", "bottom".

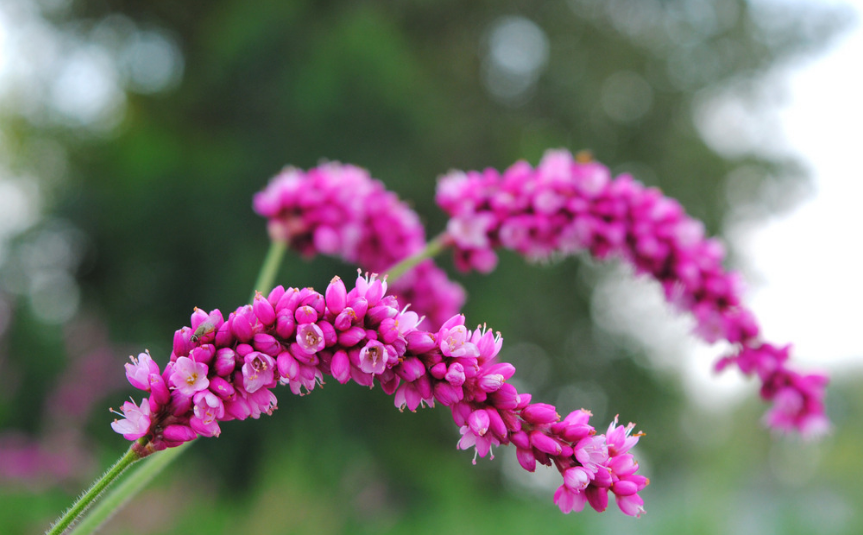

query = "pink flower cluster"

[
  {"left": 253, "top": 163, "right": 464, "bottom": 329},
  {"left": 436, "top": 149, "right": 829, "bottom": 437},
  {"left": 111, "top": 273, "right": 648, "bottom": 516}
]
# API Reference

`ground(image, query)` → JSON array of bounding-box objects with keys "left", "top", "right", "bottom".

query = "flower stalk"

[
  {"left": 384, "top": 232, "right": 450, "bottom": 281},
  {"left": 47, "top": 239, "right": 289, "bottom": 535},
  {"left": 67, "top": 443, "right": 188, "bottom": 535},
  {"left": 251, "top": 240, "right": 287, "bottom": 302},
  {"left": 46, "top": 440, "right": 144, "bottom": 535},
  {"left": 50, "top": 235, "right": 443, "bottom": 534}
]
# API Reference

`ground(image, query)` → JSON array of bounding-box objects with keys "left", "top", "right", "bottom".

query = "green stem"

[
  {"left": 54, "top": 239, "right": 289, "bottom": 535},
  {"left": 385, "top": 232, "right": 450, "bottom": 283},
  {"left": 54, "top": 235, "right": 448, "bottom": 534},
  {"left": 250, "top": 240, "right": 287, "bottom": 302},
  {"left": 67, "top": 443, "right": 188, "bottom": 535},
  {"left": 45, "top": 441, "right": 143, "bottom": 535}
]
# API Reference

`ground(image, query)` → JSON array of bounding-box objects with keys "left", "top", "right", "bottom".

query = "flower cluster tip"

[{"left": 435, "top": 149, "right": 829, "bottom": 437}]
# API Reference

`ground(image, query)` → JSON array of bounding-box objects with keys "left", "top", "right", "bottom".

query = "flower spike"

[
  {"left": 254, "top": 162, "right": 465, "bottom": 329},
  {"left": 435, "top": 149, "right": 829, "bottom": 436},
  {"left": 110, "top": 277, "right": 648, "bottom": 516}
]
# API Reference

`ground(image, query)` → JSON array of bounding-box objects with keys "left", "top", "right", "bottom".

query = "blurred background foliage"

[{"left": 0, "top": 0, "right": 860, "bottom": 533}]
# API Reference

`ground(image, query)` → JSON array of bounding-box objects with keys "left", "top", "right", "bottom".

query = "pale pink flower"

[
  {"left": 110, "top": 398, "right": 151, "bottom": 440},
  {"left": 124, "top": 351, "right": 159, "bottom": 391},
  {"left": 169, "top": 357, "right": 210, "bottom": 396},
  {"left": 439, "top": 324, "right": 478, "bottom": 358},
  {"left": 457, "top": 425, "right": 497, "bottom": 463},
  {"left": 554, "top": 485, "right": 588, "bottom": 514},
  {"left": 615, "top": 493, "right": 646, "bottom": 517},
  {"left": 295, "top": 323, "right": 326, "bottom": 355},
  {"left": 575, "top": 435, "right": 609, "bottom": 473},
  {"left": 563, "top": 466, "right": 593, "bottom": 491}
]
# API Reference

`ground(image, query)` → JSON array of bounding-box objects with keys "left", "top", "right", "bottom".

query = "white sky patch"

[
  {"left": 731, "top": 0, "right": 863, "bottom": 372},
  {"left": 592, "top": 264, "right": 751, "bottom": 411},
  {"left": 594, "top": 0, "right": 863, "bottom": 407},
  {"left": 49, "top": 44, "right": 125, "bottom": 126}
]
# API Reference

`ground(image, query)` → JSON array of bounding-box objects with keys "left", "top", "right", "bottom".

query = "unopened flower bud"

[
  {"left": 253, "top": 293, "right": 276, "bottom": 326},
  {"left": 522, "top": 403, "right": 560, "bottom": 425},
  {"left": 325, "top": 276, "right": 347, "bottom": 314},
  {"left": 295, "top": 305, "right": 318, "bottom": 325},
  {"left": 163, "top": 424, "right": 197, "bottom": 443}
]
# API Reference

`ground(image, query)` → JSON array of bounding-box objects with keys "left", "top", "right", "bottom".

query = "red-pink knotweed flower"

[
  {"left": 109, "top": 273, "right": 647, "bottom": 516},
  {"left": 358, "top": 339, "right": 389, "bottom": 375},
  {"left": 387, "top": 260, "right": 465, "bottom": 329},
  {"left": 253, "top": 162, "right": 465, "bottom": 329},
  {"left": 435, "top": 148, "right": 829, "bottom": 436},
  {"left": 190, "top": 390, "right": 224, "bottom": 437},
  {"left": 241, "top": 352, "right": 276, "bottom": 394},
  {"left": 396, "top": 316, "right": 650, "bottom": 516},
  {"left": 760, "top": 368, "right": 830, "bottom": 437},
  {"left": 112, "top": 273, "right": 426, "bottom": 452}
]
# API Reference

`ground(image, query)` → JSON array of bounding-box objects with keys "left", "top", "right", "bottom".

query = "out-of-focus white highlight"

[
  {"left": 49, "top": 45, "right": 124, "bottom": 126},
  {"left": 597, "top": 0, "right": 863, "bottom": 407},
  {"left": 592, "top": 264, "right": 750, "bottom": 410},
  {"left": 731, "top": 0, "right": 863, "bottom": 372},
  {"left": 482, "top": 16, "right": 550, "bottom": 104}
]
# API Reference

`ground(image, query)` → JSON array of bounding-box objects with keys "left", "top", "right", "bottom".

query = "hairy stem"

[
  {"left": 45, "top": 440, "right": 143, "bottom": 535},
  {"left": 52, "top": 240, "right": 288, "bottom": 535},
  {"left": 67, "top": 443, "right": 188, "bottom": 535},
  {"left": 53, "top": 236, "right": 447, "bottom": 534}
]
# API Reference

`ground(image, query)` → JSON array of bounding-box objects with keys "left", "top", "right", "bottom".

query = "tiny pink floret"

[
  {"left": 170, "top": 357, "right": 210, "bottom": 397},
  {"left": 125, "top": 351, "right": 160, "bottom": 391},
  {"left": 110, "top": 398, "right": 151, "bottom": 440}
]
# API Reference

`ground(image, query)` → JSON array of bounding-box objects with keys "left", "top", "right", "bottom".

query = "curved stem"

[
  {"left": 51, "top": 235, "right": 447, "bottom": 534},
  {"left": 385, "top": 232, "right": 450, "bottom": 283},
  {"left": 56, "top": 240, "right": 288, "bottom": 535},
  {"left": 251, "top": 240, "right": 287, "bottom": 302},
  {"left": 45, "top": 441, "right": 143, "bottom": 535},
  {"left": 67, "top": 442, "right": 189, "bottom": 535}
]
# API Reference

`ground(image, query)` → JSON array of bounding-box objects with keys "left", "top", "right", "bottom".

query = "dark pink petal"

[
  {"left": 163, "top": 424, "right": 197, "bottom": 443},
  {"left": 468, "top": 409, "right": 490, "bottom": 437},
  {"left": 253, "top": 293, "right": 276, "bottom": 326},
  {"left": 516, "top": 447, "right": 536, "bottom": 472},
  {"left": 330, "top": 350, "right": 350, "bottom": 384},
  {"left": 530, "top": 431, "right": 562, "bottom": 456},
  {"left": 149, "top": 375, "right": 170, "bottom": 405},
  {"left": 522, "top": 403, "right": 560, "bottom": 425},
  {"left": 585, "top": 486, "right": 608, "bottom": 513},
  {"left": 209, "top": 376, "right": 236, "bottom": 400}
]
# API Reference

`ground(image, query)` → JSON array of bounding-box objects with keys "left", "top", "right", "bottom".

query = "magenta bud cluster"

[
  {"left": 435, "top": 149, "right": 829, "bottom": 437},
  {"left": 253, "top": 162, "right": 465, "bottom": 329},
  {"left": 111, "top": 272, "right": 649, "bottom": 516}
]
